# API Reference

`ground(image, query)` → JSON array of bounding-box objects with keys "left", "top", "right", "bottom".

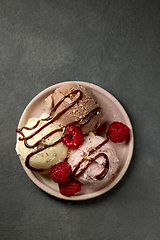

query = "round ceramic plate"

[{"left": 16, "top": 81, "right": 134, "bottom": 200}]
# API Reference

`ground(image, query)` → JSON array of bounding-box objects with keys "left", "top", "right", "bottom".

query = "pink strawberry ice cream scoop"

[
  {"left": 45, "top": 83, "right": 103, "bottom": 135},
  {"left": 67, "top": 135, "right": 119, "bottom": 185}
]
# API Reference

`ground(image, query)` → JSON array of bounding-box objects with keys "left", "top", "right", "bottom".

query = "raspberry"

[
  {"left": 107, "top": 121, "right": 130, "bottom": 143},
  {"left": 62, "top": 125, "right": 84, "bottom": 149},
  {"left": 50, "top": 162, "right": 72, "bottom": 185},
  {"left": 59, "top": 178, "right": 82, "bottom": 197}
]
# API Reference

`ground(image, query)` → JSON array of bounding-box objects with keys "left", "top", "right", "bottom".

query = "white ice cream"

[{"left": 16, "top": 113, "right": 68, "bottom": 171}]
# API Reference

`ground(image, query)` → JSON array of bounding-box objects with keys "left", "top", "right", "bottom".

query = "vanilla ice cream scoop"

[
  {"left": 67, "top": 135, "right": 119, "bottom": 185},
  {"left": 45, "top": 83, "right": 103, "bottom": 135},
  {"left": 16, "top": 113, "right": 68, "bottom": 172}
]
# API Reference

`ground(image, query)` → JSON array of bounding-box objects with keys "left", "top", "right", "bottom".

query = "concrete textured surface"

[{"left": 0, "top": 0, "right": 160, "bottom": 239}]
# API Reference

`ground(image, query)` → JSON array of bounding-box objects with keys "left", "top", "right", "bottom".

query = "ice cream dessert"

[
  {"left": 67, "top": 135, "right": 119, "bottom": 185},
  {"left": 45, "top": 83, "right": 103, "bottom": 135},
  {"left": 16, "top": 113, "right": 68, "bottom": 172},
  {"left": 16, "top": 82, "right": 131, "bottom": 198}
]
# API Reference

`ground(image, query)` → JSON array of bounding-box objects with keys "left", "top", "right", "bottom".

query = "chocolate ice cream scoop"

[{"left": 45, "top": 83, "right": 103, "bottom": 135}]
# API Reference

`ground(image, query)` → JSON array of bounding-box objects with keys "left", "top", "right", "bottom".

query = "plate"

[{"left": 17, "top": 81, "right": 134, "bottom": 200}]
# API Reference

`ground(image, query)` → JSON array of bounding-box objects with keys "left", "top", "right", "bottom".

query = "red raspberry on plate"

[
  {"left": 62, "top": 125, "right": 84, "bottom": 149},
  {"left": 50, "top": 162, "right": 72, "bottom": 185},
  {"left": 107, "top": 121, "right": 130, "bottom": 143},
  {"left": 59, "top": 178, "right": 82, "bottom": 197}
]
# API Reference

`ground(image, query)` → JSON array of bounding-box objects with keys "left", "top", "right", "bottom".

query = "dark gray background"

[{"left": 0, "top": 0, "right": 160, "bottom": 239}]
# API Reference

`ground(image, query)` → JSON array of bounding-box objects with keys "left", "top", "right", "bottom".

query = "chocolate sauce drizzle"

[
  {"left": 16, "top": 89, "right": 103, "bottom": 172},
  {"left": 72, "top": 138, "right": 109, "bottom": 180}
]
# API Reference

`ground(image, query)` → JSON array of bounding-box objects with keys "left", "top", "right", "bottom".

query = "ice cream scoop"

[
  {"left": 45, "top": 83, "right": 103, "bottom": 135},
  {"left": 67, "top": 135, "right": 119, "bottom": 185},
  {"left": 16, "top": 113, "right": 68, "bottom": 172}
]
